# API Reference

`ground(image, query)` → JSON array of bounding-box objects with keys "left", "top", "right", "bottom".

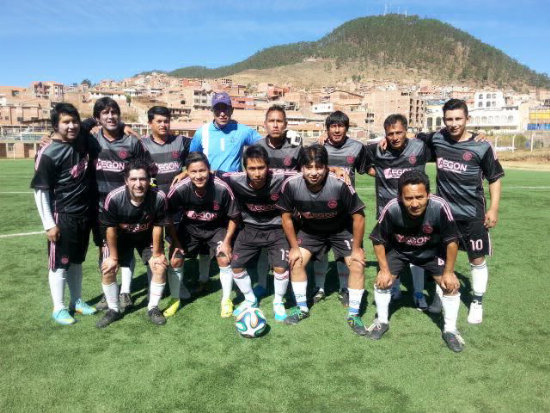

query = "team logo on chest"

[
  {"left": 270, "top": 193, "right": 279, "bottom": 201},
  {"left": 61, "top": 256, "right": 69, "bottom": 265},
  {"left": 462, "top": 151, "right": 473, "bottom": 161},
  {"left": 213, "top": 201, "right": 220, "bottom": 211},
  {"left": 283, "top": 156, "right": 292, "bottom": 166},
  {"left": 346, "top": 156, "right": 355, "bottom": 164},
  {"left": 328, "top": 199, "right": 338, "bottom": 209},
  {"left": 409, "top": 155, "right": 417, "bottom": 165},
  {"left": 172, "top": 151, "right": 180, "bottom": 159},
  {"left": 422, "top": 224, "right": 433, "bottom": 234},
  {"left": 119, "top": 150, "right": 128, "bottom": 159}
]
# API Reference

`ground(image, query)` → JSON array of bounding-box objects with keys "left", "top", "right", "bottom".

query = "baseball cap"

[{"left": 211, "top": 92, "right": 232, "bottom": 108}]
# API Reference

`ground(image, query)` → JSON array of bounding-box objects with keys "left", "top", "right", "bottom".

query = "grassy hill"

[{"left": 166, "top": 14, "right": 550, "bottom": 89}]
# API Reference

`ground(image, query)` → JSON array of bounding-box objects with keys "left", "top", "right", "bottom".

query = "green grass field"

[{"left": 0, "top": 159, "right": 549, "bottom": 412}]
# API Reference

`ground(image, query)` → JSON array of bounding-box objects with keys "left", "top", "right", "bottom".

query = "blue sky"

[{"left": 1, "top": 0, "right": 549, "bottom": 86}]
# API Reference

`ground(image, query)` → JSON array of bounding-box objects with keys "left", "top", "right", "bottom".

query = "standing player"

[
  {"left": 417, "top": 99, "right": 504, "bottom": 323},
  {"left": 220, "top": 145, "right": 296, "bottom": 321},
  {"left": 364, "top": 114, "right": 431, "bottom": 309},
  {"left": 314, "top": 111, "right": 368, "bottom": 306},
  {"left": 31, "top": 103, "right": 97, "bottom": 325},
  {"left": 166, "top": 152, "right": 240, "bottom": 318},
  {"left": 367, "top": 170, "right": 464, "bottom": 352},
  {"left": 276, "top": 144, "right": 368, "bottom": 335},
  {"left": 97, "top": 160, "right": 169, "bottom": 328},
  {"left": 140, "top": 106, "right": 192, "bottom": 317}
]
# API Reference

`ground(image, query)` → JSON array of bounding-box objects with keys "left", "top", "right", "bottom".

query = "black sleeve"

[
  {"left": 275, "top": 180, "right": 294, "bottom": 212},
  {"left": 355, "top": 144, "right": 369, "bottom": 175},
  {"left": 81, "top": 118, "right": 98, "bottom": 135},
  {"left": 167, "top": 186, "right": 184, "bottom": 217},
  {"left": 369, "top": 218, "right": 391, "bottom": 245},
  {"left": 440, "top": 207, "right": 459, "bottom": 245},
  {"left": 340, "top": 182, "right": 365, "bottom": 215},
  {"left": 481, "top": 145, "right": 505, "bottom": 183},
  {"left": 153, "top": 192, "right": 169, "bottom": 226},
  {"left": 224, "top": 188, "right": 240, "bottom": 219},
  {"left": 100, "top": 199, "right": 119, "bottom": 227},
  {"left": 30, "top": 153, "right": 55, "bottom": 190}
]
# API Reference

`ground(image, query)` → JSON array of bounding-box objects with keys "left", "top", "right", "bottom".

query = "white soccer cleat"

[{"left": 467, "top": 301, "right": 483, "bottom": 324}]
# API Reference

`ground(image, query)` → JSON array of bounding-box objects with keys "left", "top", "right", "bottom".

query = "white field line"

[
  {"left": 0, "top": 191, "right": 33, "bottom": 194},
  {"left": 0, "top": 231, "right": 43, "bottom": 238}
]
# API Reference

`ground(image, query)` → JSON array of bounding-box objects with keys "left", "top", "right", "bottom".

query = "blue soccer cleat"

[
  {"left": 232, "top": 299, "right": 258, "bottom": 318},
  {"left": 52, "top": 308, "right": 76, "bottom": 326},
  {"left": 72, "top": 299, "right": 97, "bottom": 315}
]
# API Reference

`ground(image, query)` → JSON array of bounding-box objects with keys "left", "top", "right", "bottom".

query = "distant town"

[{"left": 1, "top": 72, "right": 549, "bottom": 158}]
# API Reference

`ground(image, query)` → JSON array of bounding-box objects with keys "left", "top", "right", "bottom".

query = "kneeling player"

[
  {"left": 276, "top": 144, "right": 368, "bottom": 335},
  {"left": 221, "top": 145, "right": 295, "bottom": 321},
  {"left": 97, "top": 160, "right": 169, "bottom": 328},
  {"left": 31, "top": 103, "right": 96, "bottom": 325},
  {"left": 367, "top": 170, "right": 465, "bottom": 352},
  {"left": 166, "top": 152, "right": 239, "bottom": 318}
]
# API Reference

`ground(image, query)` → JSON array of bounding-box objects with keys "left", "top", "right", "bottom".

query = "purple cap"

[{"left": 211, "top": 92, "right": 232, "bottom": 108}]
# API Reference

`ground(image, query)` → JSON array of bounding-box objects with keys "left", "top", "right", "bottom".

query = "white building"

[{"left": 311, "top": 102, "right": 334, "bottom": 114}]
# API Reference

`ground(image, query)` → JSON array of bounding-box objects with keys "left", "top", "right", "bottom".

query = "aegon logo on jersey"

[
  {"left": 436, "top": 158, "right": 467, "bottom": 173},
  {"left": 394, "top": 234, "right": 430, "bottom": 246},
  {"left": 186, "top": 210, "right": 218, "bottom": 221},
  {"left": 156, "top": 161, "right": 180, "bottom": 174},
  {"left": 301, "top": 211, "right": 338, "bottom": 219},
  {"left": 383, "top": 167, "right": 411, "bottom": 179},
  {"left": 119, "top": 222, "right": 151, "bottom": 232},
  {"left": 246, "top": 203, "right": 276, "bottom": 212},
  {"left": 70, "top": 157, "right": 89, "bottom": 178},
  {"left": 95, "top": 159, "right": 125, "bottom": 172}
]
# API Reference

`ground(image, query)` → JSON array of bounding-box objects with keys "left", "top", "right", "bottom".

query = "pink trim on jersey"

[
  {"left": 429, "top": 195, "right": 455, "bottom": 221},
  {"left": 48, "top": 212, "right": 59, "bottom": 270},
  {"left": 213, "top": 176, "right": 236, "bottom": 200},
  {"left": 488, "top": 141, "right": 498, "bottom": 160},
  {"left": 103, "top": 186, "right": 126, "bottom": 211},
  {"left": 167, "top": 177, "right": 191, "bottom": 198},
  {"left": 280, "top": 173, "right": 302, "bottom": 192},
  {"left": 378, "top": 198, "right": 399, "bottom": 223},
  {"left": 34, "top": 142, "right": 52, "bottom": 171}
]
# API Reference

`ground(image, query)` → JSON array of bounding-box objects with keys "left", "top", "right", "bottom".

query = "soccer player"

[
  {"left": 367, "top": 170, "right": 464, "bottom": 352},
  {"left": 364, "top": 114, "right": 431, "bottom": 309},
  {"left": 166, "top": 152, "right": 240, "bottom": 318},
  {"left": 31, "top": 103, "right": 97, "bottom": 325},
  {"left": 313, "top": 111, "right": 368, "bottom": 306},
  {"left": 417, "top": 99, "right": 504, "bottom": 323},
  {"left": 220, "top": 145, "right": 295, "bottom": 321},
  {"left": 140, "top": 106, "right": 192, "bottom": 317},
  {"left": 276, "top": 144, "right": 368, "bottom": 335},
  {"left": 97, "top": 159, "right": 169, "bottom": 328}
]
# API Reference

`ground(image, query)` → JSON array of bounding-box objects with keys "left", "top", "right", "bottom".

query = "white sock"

[
  {"left": 148, "top": 281, "right": 165, "bottom": 310},
  {"left": 167, "top": 266, "right": 182, "bottom": 299},
  {"left": 410, "top": 264, "right": 425, "bottom": 294},
  {"left": 256, "top": 250, "right": 269, "bottom": 289},
  {"left": 291, "top": 280, "right": 308, "bottom": 312},
  {"left": 49, "top": 268, "right": 67, "bottom": 312},
  {"left": 219, "top": 266, "right": 233, "bottom": 301},
  {"left": 198, "top": 254, "right": 210, "bottom": 284},
  {"left": 233, "top": 270, "right": 256, "bottom": 302},
  {"left": 442, "top": 293, "right": 461, "bottom": 333},
  {"left": 120, "top": 261, "right": 134, "bottom": 294},
  {"left": 273, "top": 271, "right": 289, "bottom": 304},
  {"left": 471, "top": 260, "right": 488, "bottom": 297},
  {"left": 337, "top": 261, "right": 349, "bottom": 290},
  {"left": 314, "top": 255, "right": 328, "bottom": 290},
  {"left": 348, "top": 288, "right": 363, "bottom": 316},
  {"left": 374, "top": 287, "right": 391, "bottom": 324},
  {"left": 66, "top": 263, "right": 83, "bottom": 307},
  {"left": 146, "top": 265, "right": 153, "bottom": 286},
  {"left": 102, "top": 282, "right": 119, "bottom": 312}
]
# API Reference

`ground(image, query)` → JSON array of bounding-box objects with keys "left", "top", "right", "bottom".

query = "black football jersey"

[
  {"left": 256, "top": 136, "right": 301, "bottom": 172},
  {"left": 324, "top": 137, "right": 368, "bottom": 187}
]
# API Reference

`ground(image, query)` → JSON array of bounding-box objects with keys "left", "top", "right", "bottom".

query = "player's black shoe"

[
  {"left": 284, "top": 307, "right": 309, "bottom": 325},
  {"left": 347, "top": 315, "right": 368, "bottom": 336},
  {"left": 96, "top": 309, "right": 122, "bottom": 328},
  {"left": 95, "top": 295, "right": 108, "bottom": 311},
  {"left": 365, "top": 319, "right": 389, "bottom": 340},
  {"left": 312, "top": 288, "right": 326, "bottom": 304},
  {"left": 119, "top": 293, "right": 133, "bottom": 313},
  {"left": 147, "top": 306, "right": 167, "bottom": 326},
  {"left": 338, "top": 288, "right": 349, "bottom": 307},
  {"left": 442, "top": 331, "right": 465, "bottom": 353}
]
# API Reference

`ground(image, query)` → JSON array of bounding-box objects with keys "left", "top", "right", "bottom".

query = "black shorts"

[
  {"left": 297, "top": 229, "right": 357, "bottom": 261},
  {"left": 48, "top": 214, "right": 91, "bottom": 270},
  {"left": 179, "top": 227, "right": 227, "bottom": 259},
  {"left": 456, "top": 219, "right": 491, "bottom": 259},
  {"left": 386, "top": 249, "right": 446, "bottom": 277},
  {"left": 102, "top": 236, "right": 155, "bottom": 267},
  {"left": 231, "top": 226, "right": 289, "bottom": 270}
]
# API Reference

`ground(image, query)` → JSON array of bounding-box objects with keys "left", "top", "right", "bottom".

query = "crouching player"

[
  {"left": 31, "top": 103, "right": 97, "bottom": 325},
  {"left": 220, "top": 145, "right": 295, "bottom": 321},
  {"left": 276, "top": 144, "right": 368, "bottom": 335},
  {"left": 97, "top": 159, "right": 169, "bottom": 328},
  {"left": 367, "top": 170, "right": 465, "bottom": 352},
  {"left": 166, "top": 152, "right": 240, "bottom": 318}
]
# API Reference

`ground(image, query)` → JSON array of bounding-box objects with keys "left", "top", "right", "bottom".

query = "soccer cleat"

[
  {"left": 312, "top": 288, "right": 326, "bottom": 304},
  {"left": 252, "top": 284, "right": 268, "bottom": 299},
  {"left": 273, "top": 302, "right": 287, "bottom": 322},
  {"left": 95, "top": 295, "right": 108, "bottom": 311},
  {"left": 148, "top": 306, "right": 167, "bottom": 325},
  {"left": 467, "top": 300, "right": 483, "bottom": 324},
  {"left": 347, "top": 315, "right": 368, "bottom": 336},
  {"left": 72, "top": 299, "right": 97, "bottom": 315},
  {"left": 163, "top": 298, "right": 181, "bottom": 318},
  {"left": 413, "top": 292, "right": 428, "bottom": 311},
  {"left": 338, "top": 288, "right": 349, "bottom": 307},
  {"left": 96, "top": 309, "right": 122, "bottom": 328},
  {"left": 442, "top": 331, "right": 465, "bottom": 352},
  {"left": 232, "top": 299, "right": 258, "bottom": 318},
  {"left": 365, "top": 319, "right": 389, "bottom": 340},
  {"left": 428, "top": 293, "right": 443, "bottom": 314},
  {"left": 220, "top": 298, "right": 234, "bottom": 318},
  {"left": 52, "top": 309, "right": 76, "bottom": 326},
  {"left": 284, "top": 307, "right": 309, "bottom": 325},
  {"left": 118, "top": 293, "right": 133, "bottom": 313},
  {"left": 390, "top": 288, "right": 403, "bottom": 301}
]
